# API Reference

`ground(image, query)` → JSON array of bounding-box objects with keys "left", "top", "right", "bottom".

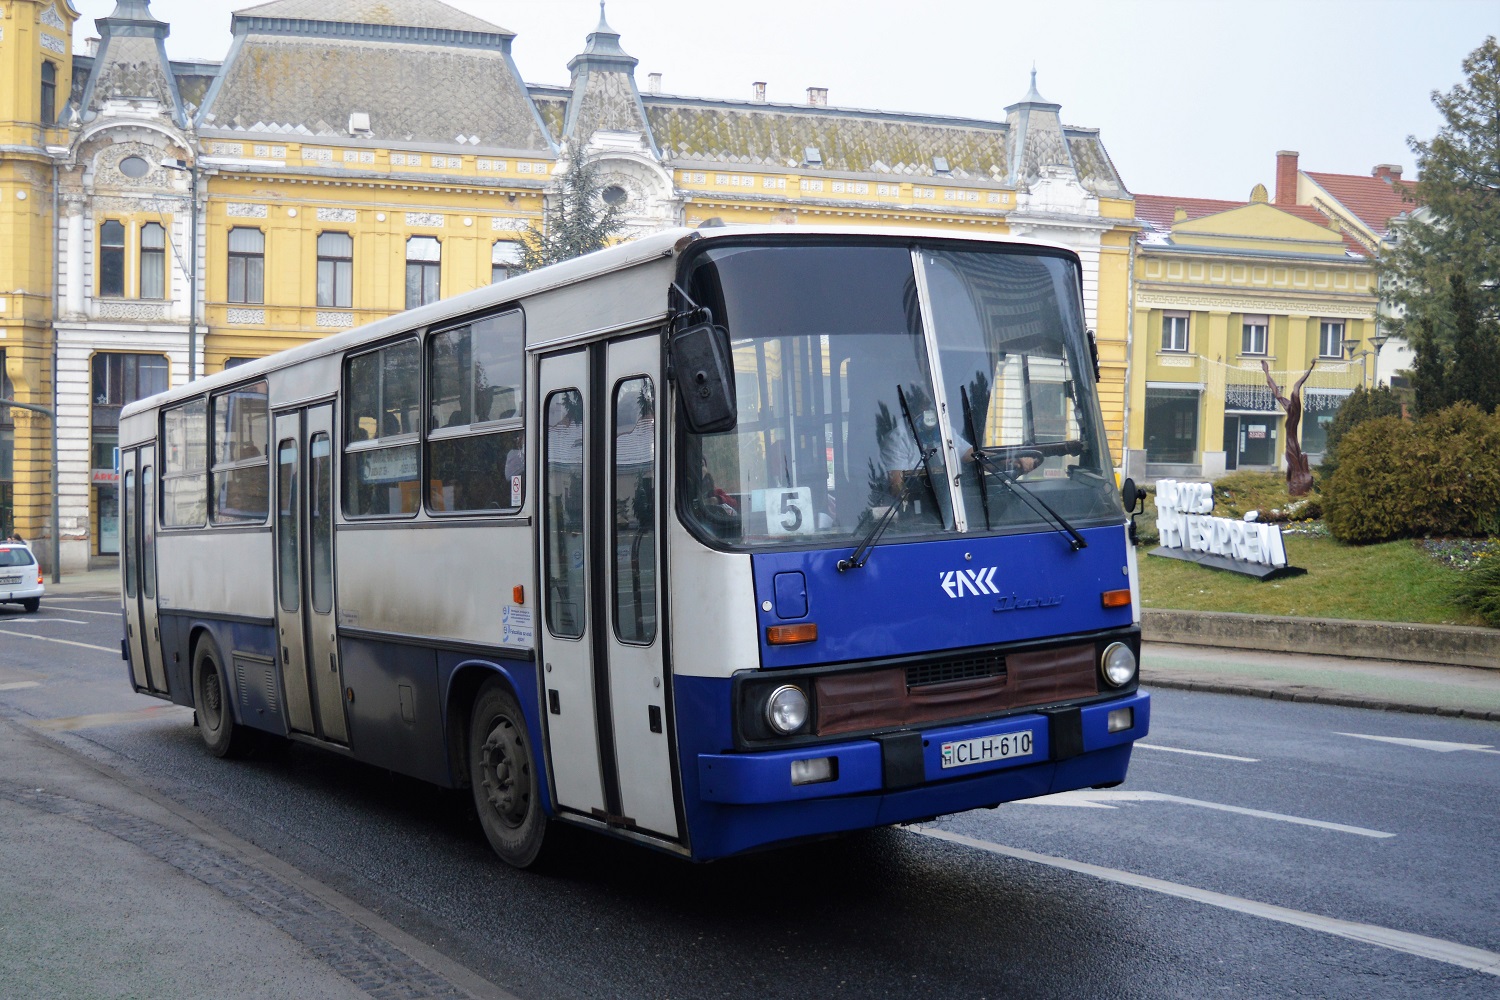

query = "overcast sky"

[{"left": 71, "top": 0, "right": 1495, "bottom": 201}]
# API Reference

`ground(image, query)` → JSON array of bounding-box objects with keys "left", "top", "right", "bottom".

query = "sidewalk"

[
  {"left": 41, "top": 565, "right": 121, "bottom": 598},
  {"left": 0, "top": 718, "right": 509, "bottom": 1000}
]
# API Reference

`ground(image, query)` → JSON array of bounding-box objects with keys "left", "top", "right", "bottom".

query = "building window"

[
  {"left": 0, "top": 352, "right": 13, "bottom": 538},
  {"left": 227, "top": 228, "right": 265, "bottom": 304},
  {"left": 427, "top": 309, "right": 524, "bottom": 513},
  {"left": 223, "top": 357, "right": 257, "bottom": 370},
  {"left": 40, "top": 61, "right": 56, "bottom": 125},
  {"left": 1241, "top": 315, "right": 1268, "bottom": 356},
  {"left": 406, "top": 237, "right": 441, "bottom": 308},
  {"left": 100, "top": 220, "right": 126, "bottom": 297},
  {"left": 140, "top": 223, "right": 166, "bottom": 299},
  {"left": 1162, "top": 312, "right": 1190, "bottom": 353},
  {"left": 1319, "top": 320, "right": 1346, "bottom": 359},
  {"left": 92, "top": 354, "right": 169, "bottom": 547},
  {"left": 492, "top": 240, "right": 522, "bottom": 283},
  {"left": 316, "top": 232, "right": 353, "bottom": 308},
  {"left": 1144, "top": 388, "right": 1200, "bottom": 464}
]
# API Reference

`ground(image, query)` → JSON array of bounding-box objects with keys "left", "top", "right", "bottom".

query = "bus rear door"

[
  {"left": 123, "top": 446, "right": 167, "bottom": 694},
  {"left": 273, "top": 404, "right": 349, "bottom": 743},
  {"left": 538, "top": 337, "right": 678, "bottom": 840}
]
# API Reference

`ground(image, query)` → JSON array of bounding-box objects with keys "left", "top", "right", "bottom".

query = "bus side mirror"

[{"left": 670, "top": 322, "right": 737, "bottom": 434}]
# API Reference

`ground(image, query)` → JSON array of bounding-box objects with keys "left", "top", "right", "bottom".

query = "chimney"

[
  {"left": 752, "top": 81, "right": 767, "bottom": 103},
  {"left": 1275, "top": 150, "right": 1299, "bottom": 206},
  {"left": 807, "top": 87, "right": 828, "bottom": 107},
  {"left": 647, "top": 73, "right": 662, "bottom": 94},
  {"left": 86, "top": 37, "right": 100, "bottom": 56},
  {"left": 1372, "top": 163, "right": 1403, "bottom": 183}
]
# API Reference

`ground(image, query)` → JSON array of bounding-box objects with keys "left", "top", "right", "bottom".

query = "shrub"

[
  {"left": 1322, "top": 385, "right": 1403, "bottom": 477},
  {"left": 1453, "top": 552, "right": 1500, "bottom": 627},
  {"left": 1324, "top": 403, "right": 1500, "bottom": 544}
]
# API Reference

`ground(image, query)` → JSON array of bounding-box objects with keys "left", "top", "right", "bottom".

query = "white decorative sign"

[
  {"left": 317, "top": 207, "right": 357, "bottom": 223},
  {"left": 226, "top": 203, "right": 268, "bottom": 218},
  {"left": 1153, "top": 479, "right": 1291, "bottom": 573},
  {"left": 227, "top": 308, "right": 265, "bottom": 325},
  {"left": 316, "top": 311, "right": 355, "bottom": 328},
  {"left": 406, "top": 212, "right": 444, "bottom": 228}
]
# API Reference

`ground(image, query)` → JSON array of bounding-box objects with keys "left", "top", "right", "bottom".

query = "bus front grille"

[{"left": 906, "top": 652, "right": 1006, "bottom": 688}]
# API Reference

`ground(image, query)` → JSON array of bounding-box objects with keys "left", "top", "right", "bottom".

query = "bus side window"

[
  {"left": 343, "top": 339, "right": 420, "bottom": 517},
  {"left": 426, "top": 310, "right": 524, "bottom": 513},
  {"left": 544, "top": 389, "right": 585, "bottom": 638}
]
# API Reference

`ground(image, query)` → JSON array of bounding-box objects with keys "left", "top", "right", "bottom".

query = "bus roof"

[{"left": 121, "top": 224, "right": 1075, "bottom": 421}]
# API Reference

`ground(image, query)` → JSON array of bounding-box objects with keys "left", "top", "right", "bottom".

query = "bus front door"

[
  {"left": 273, "top": 405, "right": 348, "bottom": 743},
  {"left": 539, "top": 339, "right": 679, "bottom": 840},
  {"left": 123, "top": 446, "right": 167, "bottom": 694}
]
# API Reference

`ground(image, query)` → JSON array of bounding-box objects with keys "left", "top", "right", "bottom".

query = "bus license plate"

[{"left": 941, "top": 730, "right": 1033, "bottom": 769}]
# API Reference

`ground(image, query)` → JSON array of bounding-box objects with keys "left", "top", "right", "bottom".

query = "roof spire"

[
  {"left": 598, "top": 2, "right": 612, "bottom": 32},
  {"left": 1024, "top": 65, "right": 1046, "bottom": 104}
]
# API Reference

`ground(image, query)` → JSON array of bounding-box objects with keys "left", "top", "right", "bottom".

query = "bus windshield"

[{"left": 679, "top": 240, "right": 1121, "bottom": 548}]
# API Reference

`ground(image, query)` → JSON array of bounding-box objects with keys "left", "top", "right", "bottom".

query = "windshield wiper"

[
  {"left": 971, "top": 450, "right": 1088, "bottom": 552},
  {"left": 959, "top": 386, "right": 991, "bottom": 531},
  {"left": 897, "top": 384, "right": 945, "bottom": 521},
  {"left": 838, "top": 452, "right": 930, "bottom": 572}
]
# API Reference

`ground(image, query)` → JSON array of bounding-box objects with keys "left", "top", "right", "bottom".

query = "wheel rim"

[
  {"left": 479, "top": 715, "right": 530, "bottom": 829},
  {"left": 200, "top": 662, "right": 223, "bottom": 729}
]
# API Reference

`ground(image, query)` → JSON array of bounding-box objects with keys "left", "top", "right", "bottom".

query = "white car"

[{"left": 0, "top": 542, "right": 44, "bottom": 613}]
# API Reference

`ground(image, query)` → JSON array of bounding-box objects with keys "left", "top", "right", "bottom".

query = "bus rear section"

[{"left": 663, "top": 234, "right": 1148, "bottom": 860}]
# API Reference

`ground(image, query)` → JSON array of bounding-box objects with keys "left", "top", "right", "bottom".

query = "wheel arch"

[{"left": 444, "top": 659, "right": 551, "bottom": 813}]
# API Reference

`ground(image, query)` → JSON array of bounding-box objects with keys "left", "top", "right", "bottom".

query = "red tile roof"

[
  {"left": 1133, "top": 193, "right": 1369, "bottom": 256},
  {"left": 1303, "top": 171, "right": 1420, "bottom": 238}
]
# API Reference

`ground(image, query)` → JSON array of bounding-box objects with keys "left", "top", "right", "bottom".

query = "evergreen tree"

[
  {"left": 516, "top": 145, "right": 625, "bottom": 272},
  {"left": 1321, "top": 384, "right": 1404, "bottom": 476},
  {"left": 1378, "top": 36, "right": 1500, "bottom": 408}
]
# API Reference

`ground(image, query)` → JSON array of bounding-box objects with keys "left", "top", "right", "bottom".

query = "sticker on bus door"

[{"left": 754, "top": 487, "right": 814, "bottom": 536}]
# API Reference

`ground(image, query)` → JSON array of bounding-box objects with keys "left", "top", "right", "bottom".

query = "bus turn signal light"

[
  {"left": 1101, "top": 589, "right": 1131, "bottom": 608},
  {"left": 513, "top": 585, "right": 525, "bottom": 605},
  {"left": 767, "top": 623, "right": 818, "bottom": 645}
]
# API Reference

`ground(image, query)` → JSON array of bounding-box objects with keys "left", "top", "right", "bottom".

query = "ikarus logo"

[{"left": 940, "top": 567, "right": 999, "bottom": 598}]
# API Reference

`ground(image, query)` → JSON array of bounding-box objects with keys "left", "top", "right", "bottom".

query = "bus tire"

[
  {"left": 469, "top": 680, "right": 547, "bottom": 868},
  {"left": 192, "top": 636, "right": 249, "bottom": 759}
]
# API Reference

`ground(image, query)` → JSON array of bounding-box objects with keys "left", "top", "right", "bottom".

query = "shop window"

[
  {"left": 317, "top": 232, "right": 353, "bottom": 308},
  {"left": 92, "top": 353, "right": 168, "bottom": 489},
  {"left": 426, "top": 310, "right": 524, "bottom": 512},
  {"left": 99, "top": 220, "right": 126, "bottom": 297},
  {"left": 210, "top": 380, "right": 269, "bottom": 524},
  {"left": 140, "top": 223, "right": 166, "bottom": 299},
  {"left": 1144, "top": 388, "right": 1199, "bottom": 464},
  {"left": 1241, "top": 315, "right": 1268, "bottom": 356},
  {"left": 343, "top": 339, "right": 420, "bottom": 516},
  {"left": 406, "top": 237, "right": 441, "bottom": 308},
  {"left": 1161, "top": 312, "right": 1189, "bottom": 353},
  {"left": 228, "top": 228, "right": 265, "bottom": 304}
]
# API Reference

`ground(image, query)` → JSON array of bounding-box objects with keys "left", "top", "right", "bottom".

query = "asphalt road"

[{"left": 2, "top": 595, "right": 1497, "bottom": 998}]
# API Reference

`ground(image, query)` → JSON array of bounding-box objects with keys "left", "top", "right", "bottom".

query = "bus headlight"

[
  {"left": 1100, "top": 642, "right": 1137, "bottom": 688},
  {"left": 765, "top": 684, "right": 809, "bottom": 734}
]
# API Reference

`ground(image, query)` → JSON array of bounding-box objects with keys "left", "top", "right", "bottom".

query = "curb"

[
  {"left": 1144, "top": 675, "right": 1500, "bottom": 721},
  {"left": 1143, "top": 609, "right": 1500, "bottom": 671}
]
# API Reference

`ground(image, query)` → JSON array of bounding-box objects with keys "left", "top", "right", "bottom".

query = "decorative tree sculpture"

[{"left": 1261, "top": 359, "right": 1318, "bottom": 496}]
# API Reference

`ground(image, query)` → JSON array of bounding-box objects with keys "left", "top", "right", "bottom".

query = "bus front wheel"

[
  {"left": 192, "top": 637, "right": 250, "bottom": 758},
  {"left": 469, "top": 681, "right": 547, "bottom": 868}
]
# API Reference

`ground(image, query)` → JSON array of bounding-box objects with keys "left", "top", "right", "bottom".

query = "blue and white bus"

[{"left": 118, "top": 226, "right": 1150, "bottom": 867}]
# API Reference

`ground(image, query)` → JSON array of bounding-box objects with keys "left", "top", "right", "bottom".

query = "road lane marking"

[
  {"left": 1013, "top": 789, "right": 1395, "bottom": 838},
  {"left": 33, "top": 605, "right": 120, "bottom": 617},
  {"left": 1136, "top": 742, "right": 1259, "bottom": 762},
  {"left": 31, "top": 705, "right": 190, "bottom": 731},
  {"left": 906, "top": 826, "right": 1500, "bottom": 976},
  {"left": 1337, "top": 732, "right": 1499, "bottom": 755},
  {"left": 0, "top": 681, "right": 41, "bottom": 691},
  {"left": 0, "top": 629, "right": 117, "bottom": 653},
  {"left": 0, "top": 617, "right": 88, "bottom": 625}
]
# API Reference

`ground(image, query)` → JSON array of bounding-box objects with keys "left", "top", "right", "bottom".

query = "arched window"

[
  {"left": 406, "top": 237, "right": 441, "bottom": 308},
  {"left": 99, "top": 221, "right": 126, "bottom": 297},
  {"left": 140, "top": 223, "right": 166, "bottom": 299},
  {"left": 40, "top": 62, "right": 56, "bottom": 125}
]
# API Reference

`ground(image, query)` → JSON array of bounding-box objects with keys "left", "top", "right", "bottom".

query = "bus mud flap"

[{"left": 876, "top": 732, "right": 925, "bottom": 790}]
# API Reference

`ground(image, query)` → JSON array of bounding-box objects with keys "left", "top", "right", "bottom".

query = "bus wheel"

[
  {"left": 192, "top": 637, "right": 249, "bottom": 758},
  {"left": 470, "top": 681, "right": 547, "bottom": 868}
]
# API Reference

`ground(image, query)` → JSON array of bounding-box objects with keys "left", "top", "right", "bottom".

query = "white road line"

[
  {"left": 1337, "top": 732, "right": 1497, "bottom": 755},
  {"left": 1014, "top": 789, "right": 1395, "bottom": 839},
  {"left": 907, "top": 826, "right": 1500, "bottom": 976},
  {"left": 0, "top": 681, "right": 41, "bottom": 691},
  {"left": 0, "top": 629, "right": 117, "bottom": 653},
  {"left": 1, "top": 617, "right": 88, "bottom": 625},
  {"left": 1137, "top": 742, "right": 1259, "bottom": 762},
  {"left": 35, "top": 605, "right": 120, "bottom": 617}
]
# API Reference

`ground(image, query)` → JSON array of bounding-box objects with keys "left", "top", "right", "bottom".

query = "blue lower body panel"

[{"left": 677, "top": 681, "right": 1148, "bottom": 861}]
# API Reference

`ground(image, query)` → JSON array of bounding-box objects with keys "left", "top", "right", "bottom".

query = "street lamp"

[
  {"left": 1343, "top": 332, "right": 1391, "bottom": 388},
  {"left": 0, "top": 398, "right": 61, "bottom": 584},
  {"left": 160, "top": 156, "right": 199, "bottom": 382}
]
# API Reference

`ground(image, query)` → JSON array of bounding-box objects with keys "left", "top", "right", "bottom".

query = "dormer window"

[
  {"left": 803, "top": 147, "right": 822, "bottom": 167},
  {"left": 933, "top": 156, "right": 950, "bottom": 175}
]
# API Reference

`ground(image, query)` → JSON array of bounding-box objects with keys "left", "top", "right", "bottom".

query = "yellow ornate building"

[
  {"left": 1125, "top": 153, "right": 1392, "bottom": 482},
  {"left": 1, "top": 0, "right": 1138, "bottom": 570}
]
